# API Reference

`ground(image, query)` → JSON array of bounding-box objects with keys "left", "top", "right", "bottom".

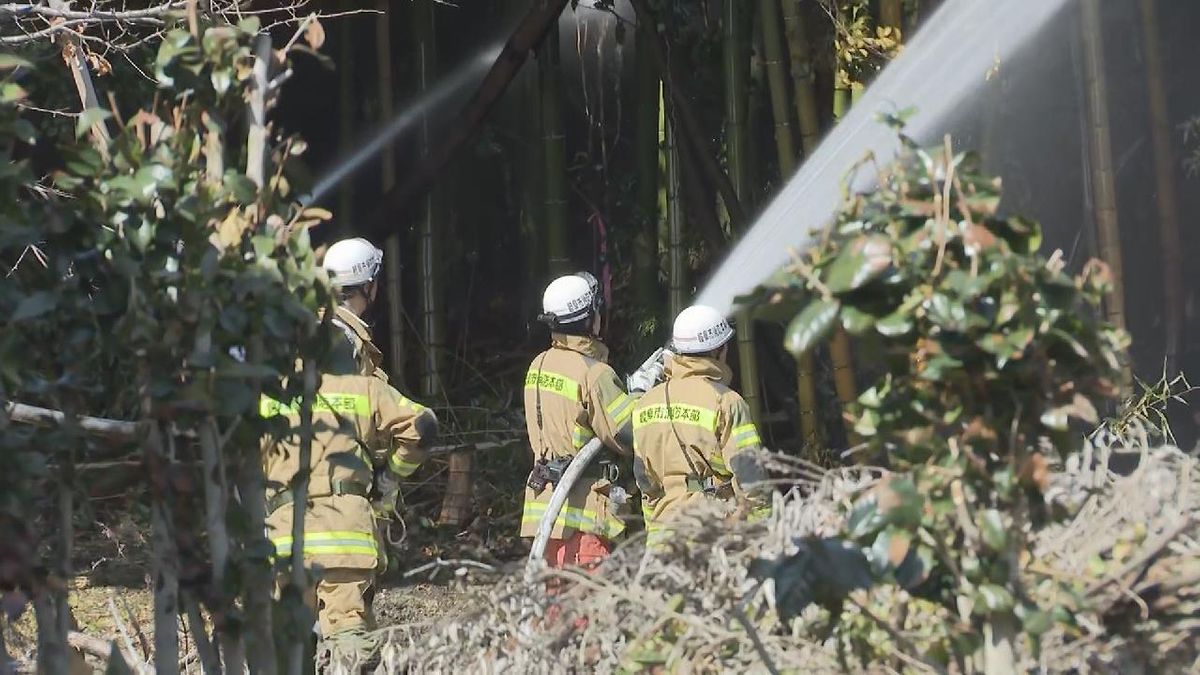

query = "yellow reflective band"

[
  {"left": 259, "top": 393, "right": 370, "bottom": 417},
  {"left": 607, "top": 393, "right": 635, "bottom": 427},
  {"left": 522, "top": 501, "right": 625, "bottom": 538},
  {"left": 633, "top": 403, "right": 717, "bottom": 432},
  {"left": 397, "top": 394, "right": 426, "bottom": 412},
  {"left": 571, "top": 424, "right": 595, "bottom": 450},
  {"left": 272, "top": 530, "right": 377, "bottom": 558},
  {"left": 709, "top": 453, "right": 729, "bottom": 476},
  {"left": 388, "top": 453, "right": 421, "bottom": 477},
  {"left": 524, "top": 370, "right": 581, "bottom": 402},
  {"left": 732, "top": 423, "right": 761, "bottom": 449}
]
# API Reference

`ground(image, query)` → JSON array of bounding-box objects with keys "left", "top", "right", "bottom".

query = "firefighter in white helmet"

[
  {"left": 631, "top": 304, "right": 768, "bottom": 547},
  {"left": 522, "top": 272, "right": 636, "bottom": 571},
  {"left": 322, "top": 237, "right": 387, "bottom": 382}
]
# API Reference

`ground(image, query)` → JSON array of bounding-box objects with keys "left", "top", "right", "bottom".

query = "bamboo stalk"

[
  {"left": 539, "top": 24, "right": 570, "bottom": 277},
  {"left": 633, "top": 19, "right": 661, "bottom": 312},
  {"left": 665, "top": 115, "right": 686, "bottom": 319},
  {"left": 723, "top": 0, "right": 750, "bottom": 212},
  {"left": 829, "top": 2, "right": 860, "bottom": 443},
  {"left": 1079, "top": 0, "right": 1126, "bottom": 330},
  {"left": 880, "top": 0, "right": 903, "bottom": 32},
  {"left": 378, "top": 0, "right": 407, "bottom": 389},
  {"left": 286, "top": 361, "right": 317, "bottom": 675},
  {"left": 1138, "top": 0, "right": 1182, "bottom": 373},
  {"left": 630, "top": 0, "right": 745, "bottom": 231},
  {"left": 781, "top": 0, "right": 820, "bottom": 157},
  {"left": 762, "top": 0, "right": 821, "bottom": 446},
  {"left": 336, "top": 17, "right": 355, "bottom": 234},
  {"left": 719, "top": 0, "right": 760, "bottom": 422},
  {"left": 415, "top": 0, "right": 444, "bottom": 401}
]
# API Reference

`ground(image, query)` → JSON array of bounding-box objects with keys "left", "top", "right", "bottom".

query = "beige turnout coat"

[
  {"left": 632, "top": 354, "right": 764, "bottom": 542},
  {"left": 521, "top": 334, "right": 636, "bottom": 540},
  {"left": 262, "top": 373, "right": 437, "bottom": 570}
]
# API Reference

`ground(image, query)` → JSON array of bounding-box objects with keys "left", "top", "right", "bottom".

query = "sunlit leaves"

[
  {"left": 785, "top": 298, "right": 840, "bottom": 357},
  {"left": 747, "top": 124, "right": 1127, "bottom": 664}
]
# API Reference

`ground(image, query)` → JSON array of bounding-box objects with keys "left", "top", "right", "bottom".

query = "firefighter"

[
  {"left": 261, "top": 370, "right": 438, "bottom": 638},
  {"left": 321, "top": 237, "right": 388, "bottom": 382},
  {"left": 632, "top": 304, "right": 768, "bottom": 546},
  {"left": 522, "top": 272, "right": 636, "bottom": 571}
]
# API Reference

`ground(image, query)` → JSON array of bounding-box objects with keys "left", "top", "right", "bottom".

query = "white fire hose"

[{"left": 524, "top": 436, "right": 604, "bottom": 582}]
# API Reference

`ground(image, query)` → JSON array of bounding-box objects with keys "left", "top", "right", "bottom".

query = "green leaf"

[
  {"left": 847, "top": 494, "right": 885, "bottom": 540},
  {"left": 975, "top": 584, "right": 1014, "bottom": 613},
  {"left": 211, "top": 67, "right": 233, "bottom": 95},
  {"left": 12, "top": 291, "right": 56, "bottom": 321},
  {"left": 0, "top": 82, "right": 26, "bottom": 103},
  {"left": 1021, "top": 609, "right": 1054, "bottom": 636},
  {"left": 824, "top": 235, "right": 893, "bottom": 294},
  {"left": 784, "top": 298, "right": 840, "bottom": 358},
  {"left": 875, "top": 309, "right": 913, "bottom": 337},
  {"left": 841, "top": 305, "right": 878, "bottom": 334},
  {"left": 75, "top": 107, "right": 111, "bottom": 139},
  {"left": 979, "top": 509, "right": 1007, "bottom": 551},
  {"left": 224, "top": 171, "right": 258, "bottom": 203},
  {"left": 11, "top": 119, "right": 36, "bottom": 145}
]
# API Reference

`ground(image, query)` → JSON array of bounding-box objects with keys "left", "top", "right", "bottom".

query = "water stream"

[
  {"left": 695, "top": 0, "right": 1075, "bottom": 314},
  {"left": 301, "top": 43, "right": 503, "bottom": 207}
]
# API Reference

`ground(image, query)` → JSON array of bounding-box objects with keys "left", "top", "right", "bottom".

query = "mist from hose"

[
  {"left": 695, "top": 0, "right": 1074, "bottom": 315},
  {"left": 302, "top": 43, "right": 503, "bottom": 207}
]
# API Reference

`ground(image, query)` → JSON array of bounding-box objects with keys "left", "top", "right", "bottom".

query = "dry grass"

[{"left": 353, "top": 443, "right": 1199, "bottom": 674}]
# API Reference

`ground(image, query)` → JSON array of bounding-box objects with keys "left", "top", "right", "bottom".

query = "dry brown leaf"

[{"left": 304, "top": 17, "right": 326, "bottom": 50}]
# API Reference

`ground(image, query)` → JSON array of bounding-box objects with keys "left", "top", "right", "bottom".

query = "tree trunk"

[
  {"left": 633, "top": 20, "right": 661, "bottom": 313},
  {"left": 1138, "top": 0, "right": 1182, "bottom": 373},
  {"left": 1079, "top": 0, "right": 1126, "bottom": 330},
  {"left": 781, "top": 0, "right": 821, "bottom": 157},
  {"left": 762, "top": 0, "right": 821, "bottom": 446},
  {"left": 200, "top": 416, "right": 241, "bottom": 673},
  {"left": 144, "top": 420, "right": 180, "bottom": 673},
  {"left": 378, "top": 0, "right": 407, "bottom": 389},
  {"left": 539, "top": 24, "right": 570, "bottom": 276}
]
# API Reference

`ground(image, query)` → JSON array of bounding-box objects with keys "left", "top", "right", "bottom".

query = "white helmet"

[
  {"left": 323, "top": 237, "right": 383, "bottom": 287},
  {"left": 541, "top": 273, "right": 599, "bottom": 325},
  {"left": 672, "top": 304, "right": 734, "bottom": 354}
]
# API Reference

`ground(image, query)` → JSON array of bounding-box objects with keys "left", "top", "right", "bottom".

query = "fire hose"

[{"left": 524, "top": 435, "right": 605, "bottom": 581}]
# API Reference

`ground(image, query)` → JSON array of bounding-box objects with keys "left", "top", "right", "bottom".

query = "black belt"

[{"left": 267, "top": 479, "right": 370, "bottom": 514}]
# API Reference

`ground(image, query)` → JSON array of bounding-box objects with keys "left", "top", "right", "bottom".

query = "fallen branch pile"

[{"left": 345, "top": 444, "right": 1198, "bottom": 674}]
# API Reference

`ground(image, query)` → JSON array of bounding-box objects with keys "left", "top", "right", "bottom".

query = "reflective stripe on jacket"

[
  {"left": 521, "top": 333, "right": 634, "bottom": 540},
  {"left": 632, "top": 353, "right": 765, "bottom": 539},
  {"left": 262, "top": 373, "right": 438, "bottom": 569}
]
